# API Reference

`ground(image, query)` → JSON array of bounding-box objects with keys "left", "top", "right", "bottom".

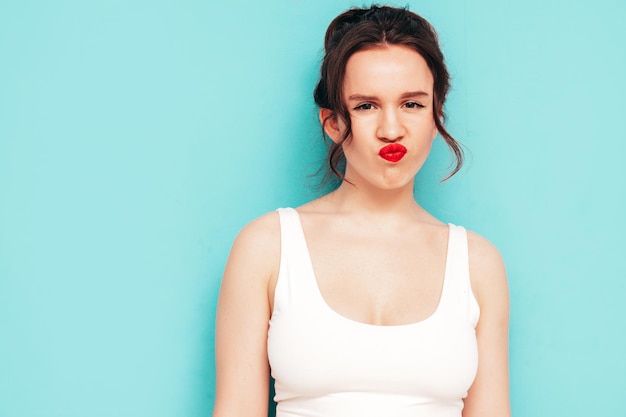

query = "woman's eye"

[
  {"left": 354, "top": 103, "right": 373, "bottom": 111},
  {"left": 405, "top": 101, "right": 424, "bottom": 109}
]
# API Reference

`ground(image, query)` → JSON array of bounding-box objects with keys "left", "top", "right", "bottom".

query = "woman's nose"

[{"left": 376, "top": 109, "right": 404, "bottom": 142}]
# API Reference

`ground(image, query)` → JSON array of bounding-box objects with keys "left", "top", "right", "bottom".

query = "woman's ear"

[{"left": 319, "top": 108, "right": 343, "bottom": 144}]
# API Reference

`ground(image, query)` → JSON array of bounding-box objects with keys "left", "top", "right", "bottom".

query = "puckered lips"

[{"left": 378, "top": 143, "right": 407, "bottom": 163}]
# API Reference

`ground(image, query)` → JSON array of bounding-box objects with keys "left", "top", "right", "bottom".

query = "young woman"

[{"left": 213, "top": 6, "right": 510, "bottom": 417}]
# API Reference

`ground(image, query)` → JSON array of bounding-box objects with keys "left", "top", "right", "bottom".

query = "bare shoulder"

[
  {"left": 224, "top": 211, "right": 281, "bottom": 288},
  {"left": 466, "top": 230, "right": 509, "bottom": 308},
  {"left": 231, "top": 211, "right": 281, "bottom": 253}
]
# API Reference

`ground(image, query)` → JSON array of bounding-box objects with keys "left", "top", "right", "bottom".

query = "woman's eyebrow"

[
  {"left": 347, "top": 94, "right": 378, "bottom": 101},
  {"left": 401, "top": 91, "right": 430, "bottom": 99}
]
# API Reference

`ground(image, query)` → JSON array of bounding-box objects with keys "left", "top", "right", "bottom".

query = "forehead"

[{"left": 343, "top": 44, "right": 434, "bottom": 95}]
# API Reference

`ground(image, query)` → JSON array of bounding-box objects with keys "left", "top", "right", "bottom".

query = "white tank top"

[{"left": 268, "top": 208, "right": 480, "bottom": 417}]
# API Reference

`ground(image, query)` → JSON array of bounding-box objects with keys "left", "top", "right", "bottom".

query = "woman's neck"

[{"left": 327, "top": 179, "right": 421, "bottom": 217}]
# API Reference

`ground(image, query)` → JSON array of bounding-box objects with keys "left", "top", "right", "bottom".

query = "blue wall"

[{"left": 1, "top": 1, "right": 624, "bottom": 416}]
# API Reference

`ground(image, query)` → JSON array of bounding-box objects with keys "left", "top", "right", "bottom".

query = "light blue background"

[{"left": 1, "top": 1, "right": 625, "bottom": 416}]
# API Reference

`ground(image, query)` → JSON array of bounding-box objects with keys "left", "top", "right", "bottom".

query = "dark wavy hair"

[{"left": 314, "top": 5, "right": 463, "bottom": 184}]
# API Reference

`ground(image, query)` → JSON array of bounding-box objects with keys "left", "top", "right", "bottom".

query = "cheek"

[{"left": 346, "top": 117, "right": 371, "bottom": 140}]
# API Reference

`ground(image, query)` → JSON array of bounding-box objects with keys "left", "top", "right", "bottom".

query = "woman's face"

[{"left": 337, "top": 44, "right": 438, "bottom": 190}]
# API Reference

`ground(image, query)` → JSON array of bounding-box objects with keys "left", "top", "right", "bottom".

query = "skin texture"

[{"left": 213, "top": 44, "right": 511, "bottom": 417}]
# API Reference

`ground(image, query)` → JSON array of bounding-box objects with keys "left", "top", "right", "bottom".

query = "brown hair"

[{"left": 314, "top": 5, "right": 463, "bottom": 183}]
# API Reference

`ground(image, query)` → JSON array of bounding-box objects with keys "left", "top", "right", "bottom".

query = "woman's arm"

[
  {"left": 463, "top": 232, "right": 511, "bottom": 417},
  {"left": 212, "top": 213, "right": 280, "bottom": 417}
]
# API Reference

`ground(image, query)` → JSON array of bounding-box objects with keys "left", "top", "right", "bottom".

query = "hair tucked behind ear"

[{"left": 314, "top": 5, "right": 464, "bottom": 186}]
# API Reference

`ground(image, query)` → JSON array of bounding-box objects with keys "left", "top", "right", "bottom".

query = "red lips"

[{"left": 378, "top": 143, "right": 407, "bottom": 162}]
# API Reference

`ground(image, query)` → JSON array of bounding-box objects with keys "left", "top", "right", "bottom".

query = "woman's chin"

[{"left": 379, "top": 172, "right": 416, "bottom": 189}]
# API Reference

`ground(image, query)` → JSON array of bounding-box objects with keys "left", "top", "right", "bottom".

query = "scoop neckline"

[{"left": 288, "top": 207, "right": 453, "bottom": 329}]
